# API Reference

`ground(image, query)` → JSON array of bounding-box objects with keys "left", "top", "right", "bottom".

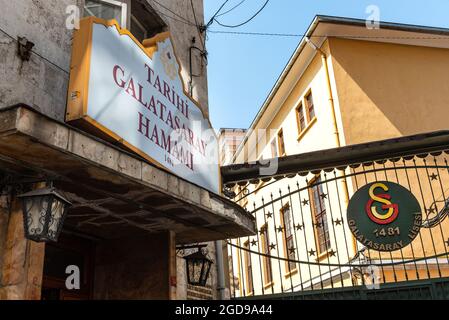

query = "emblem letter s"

[{"left": 365, "top": 183, "right": 399, "bottom": 224}]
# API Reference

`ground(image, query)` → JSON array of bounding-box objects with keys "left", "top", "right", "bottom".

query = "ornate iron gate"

[{"left": 222, "top": 133, "right": 449, "bottom": 299}]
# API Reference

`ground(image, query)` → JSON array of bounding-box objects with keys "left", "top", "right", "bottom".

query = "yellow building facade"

[{"left": 229, "top": 16, "right": 449, "bottom": 297}]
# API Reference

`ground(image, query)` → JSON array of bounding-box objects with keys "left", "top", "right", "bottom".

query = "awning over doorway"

[{"left": 0, "top": 105, "right": 255, "bottom": 243}]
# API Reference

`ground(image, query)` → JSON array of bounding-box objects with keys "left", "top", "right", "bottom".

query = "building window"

[
  {"left": 277, "top": 129, "right": 286, "bottom": 156},
  {"left": 270, "top": 139, "right": 278, "bottom": 158},
  {"left": 305, "top": 91, "right": 315, "bottom": 121},
  {"left": 130, "top": 14, "right": 148, "bottom": 41},
  {"left": 296, "top": 102, "right": 306, "bottom": 133},
  {"left": 309, "top": 177, "right": 331, "bottom": 255},
  {"left": 83, "top": 0, "right": 167, "bottom": 42},
  {"left": 295, "top": 90, "right": 317, "bottom": 139},
  {"left": 280, "top": 203, "right": 296, "bottom": 272},
  {"left": 260, "top": 224, "right": 273, "bottom": 285},
  {"left": 83, "top": 0, "right": 128, "bottom": 28},
  {"left": 243, "top": 241, "right": 254, "bottom": 294},
  {"left": 130, "top": 1, "right": 167, "bottom": 41}
]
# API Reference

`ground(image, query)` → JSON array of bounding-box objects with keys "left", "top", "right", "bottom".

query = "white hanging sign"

[{"left": 66, "top": 17, "right": 220, "bottom": 193}]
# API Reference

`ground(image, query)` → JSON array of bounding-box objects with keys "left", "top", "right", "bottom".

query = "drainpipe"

[
  {"left": 304, "top": 38, "right": 341, "bottom": 147},
  {"left": 305, "top": 38, "right": 357, "bottom": 253},
  {"left": 215, "top": 240, "right": 227, "bottom": 299}
]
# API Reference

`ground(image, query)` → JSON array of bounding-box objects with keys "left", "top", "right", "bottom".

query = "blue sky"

[{"left": 203, "top": 0, "right": 449, "bottom": 130}]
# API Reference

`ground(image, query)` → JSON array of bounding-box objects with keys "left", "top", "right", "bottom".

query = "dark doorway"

[{"left": 41, "top": 233, "right": 95, "bottom": 300}]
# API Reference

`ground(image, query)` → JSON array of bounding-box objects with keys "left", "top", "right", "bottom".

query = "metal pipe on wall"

[{"left": 215, "top": 240, "right": 227, "bottom": 299}]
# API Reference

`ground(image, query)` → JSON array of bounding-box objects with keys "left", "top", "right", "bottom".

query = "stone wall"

[
  {"left": 176, "top": 242, "right": 218, "bottom": 300},
  {"left": 0, "top": 198, "right": 45, "bottom": 300},
  {"left": 0, "top": 0, "right": 208, "bottom": 120}
]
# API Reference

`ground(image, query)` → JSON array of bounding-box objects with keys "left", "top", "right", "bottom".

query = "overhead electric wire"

[
  {"left": 214, "top": 0, "right": 269, "bottom": 28},
  {"left": 208, "top": 29, "right": 449, "bottom": 40},
  {"left": 206, "top": 0, "right": 231, "bottom": 28},
  {"left": 216, "top": 0, "right": 247, "bottom": 18},
  {"left": 152, "top": 0, "right": 196, "bottom": 26},
  {"left": 151, "top": 5, "right": 197, "bottom": 26},
  {"left": 209, "top": 30, "right": 303, "bottom": 37}
]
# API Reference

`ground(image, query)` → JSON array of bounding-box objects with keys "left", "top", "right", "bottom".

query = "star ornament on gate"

[
  {"left": 429, "top": 173, "right": 438, "bottom": 181},
  {"left": 251, "top": 239, "right": 257, "bottom": 247},
  {"left": 308, "top": 249, "right": 316, "bottom": 256},
  {"left": 329, "top": 249, "right": 336, "bottom": 257},
  {"left": 277, "top": 226, "right": 283, "bottom": 233},
  {"left": 320, "top": 193, "right": 328, "bottom": 200},
  {"left": 289, "top": 247, "right": 296, "bottom": 254},
  {"left": 295, "top": 223, "right": 304, "bottom": 231},
  {"left": 266, "top": 211, "right": 273, "bottom": 219},
  {"left": 269, "top": 243, "right": 276, "bottom": 251},
  {"left": 334, "top": 218, "right": 342, "bottom": 225},
  {"left": 301, "top": 199, "right": 309, "bottom": 206}
]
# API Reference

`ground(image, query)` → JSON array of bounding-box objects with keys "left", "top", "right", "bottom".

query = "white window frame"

[
  {"left": 270, "top": 138, "right": 278, "bottom": 158},
  {"left": 84, "top": 0, "right": 128, "bottom": 29}
]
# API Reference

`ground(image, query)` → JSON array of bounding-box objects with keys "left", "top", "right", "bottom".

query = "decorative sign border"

[{"left": 66, "top": 17, "right": 220, "bottom": 194}]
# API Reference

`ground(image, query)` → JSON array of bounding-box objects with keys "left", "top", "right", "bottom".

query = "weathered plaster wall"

[
  {"left": 93, "top": 231, "right": 176, "bottom": 299},
  {"left": 0, "top": 0, "right": 74, "bottom": 120},
  {"left": 0, "top": 0, "right": 208, "bottom": 120}
]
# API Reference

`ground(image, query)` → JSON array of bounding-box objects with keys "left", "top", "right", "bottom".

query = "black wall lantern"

[
  {"left": 18, "top": 186, "right": 71, "bottom": 242},
  {"left": 184, "top": 248, "right": 213, "bottom": 287}
]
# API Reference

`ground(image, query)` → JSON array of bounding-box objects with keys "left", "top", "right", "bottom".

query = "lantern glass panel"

[
  {"left": 23, "top": 195, "right": 52, "bottom": 240},
  {"left": 201, "top": 260, "right": 212, "bottom": 285},
  {"left": 19, "top": 187, "right": 71, "bottom": 243},
  {"left": 189, "top": 258, "right": 201, "bottom": 284},
  {"left": 47, "top": 198, "right": 66, "bottom": 241}
]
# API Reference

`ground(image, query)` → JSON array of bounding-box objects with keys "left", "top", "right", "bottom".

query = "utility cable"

[
  {"left": 152, "top": 0, "right": 196, "bottom": 26},
  {"left": 205, "top": 0, "right": 230, "bottom": 28},
  {"left": 216, "top": 0, "right": 247, "bottom": 18},
  {"left": 0, "top": 26, "right": 69, "bottom": 74},
  {"left": 152, "top": 6, "right": 197, "bottom": 26},
  {"left": 214, "top": 0, "right": 269, "bottom": 28},
  {"left": 208, "top": 29, "right": 449, "bottom": 40}
]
